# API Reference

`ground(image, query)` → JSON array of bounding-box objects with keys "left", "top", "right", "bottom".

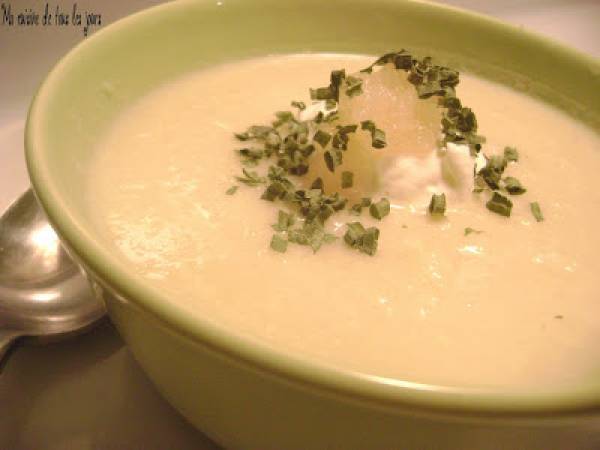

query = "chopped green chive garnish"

[
  {"left": 230, "top": 50, "right": 538, "bottom": 256},
  {"left": 330, "top": 69, "right": 346, "bottom": 101},
  {"left": 323, "top": 111, "right": 339, "bottom": 123},
  {"left": 428, "top": 193, "right": 446, "bottom": 216},
  {"left": 310, "top": 86, "right": 334, "bottom": 100},
  {"left": 272, "top": 210, "right": 295, "bottom": 232},
  {"left": 288, "top": 222, "right": 336, "bottom": 253},
  {"left": 325, "top": 99, "right": 337, "bottom": 110},
  {"left": 311, "top": 177, "right": 324, "bottom": 191},
  {"left": 341, "top": 171, "right": 354, "bottom": 189},
  {"left": 332, "top": 124, "right": 358, "bottom": 151},
  {"left": 371, "top": 128, "right": 387, "bottom": 149},
  {"left": 323, "top": 150, "right": 336, "bottom": 172},
  {"left": 273, "top": 111, "right": 294, "bottom": 127},
  {"left": 369, "top": 198, "right": 390, "bottom": 220},
  {"left": 310, "top": 68, "right": 346, "bottom": 103},
  {"left": 344, "top": 222, "right": 366, "bottom": 245},
  {"left": 345, "top": 75, "right": 363, "bottom": 97},
  {"left": 349, "top": 203, "right": 363, "bottom": 215},
  {"left": 360, "top": 120, "right": 375, "bottom": 130},
  {"left": 236, "top": 168, "right": 266, "bottom": 186},
  {"left": 530, "top": 202, "right": 544, "bottom": 222},
  {"left": 234, "top": 131, "right": 250, "bottom": 141},
  {"left": 504, "top": 146, "right": 519, "bottom": 163},
  {"left": 477, "top": 155, "right": 506, "bottom": 190},
  {"left": 486, "top": 192, "right": 513, "bottom": 217},
  {"left": 360, "top": 120, "right": 387, "bottom": 149},
  {"left": 261, "top": 181, "right": 287, "bottom": 201},
  {"left": 464, "top": 227, "right": 483, "bottom": 236},
  {"left": 270, "top": 234, "right": 288, "bottom": 253},
  {"left": 503, "top": 177, "right": 526, "bottom": 195},
  {"left": 313, "top": 129, "right": 332, "bottom": 148},
  {"left": 291, "top": 100, "right": 306, "bottom": 111},
  {"left": 344, "top": 222, "right": 380, "bottom": 255},
  {"left": 360, "top": 227, "right": 380, "bottom": 256},
  {"left": 249, "top": 125, "right": 274, "bottom": 138},
  {"left": 238, "top": 147, "right": 264, "bottom": 166},
  {"left": 349, "top": 198, "right": 372, "bottom": 216}
]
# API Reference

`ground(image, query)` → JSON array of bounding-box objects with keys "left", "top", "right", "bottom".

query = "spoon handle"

[{"left": 0, "top": 329, "right": 21, "bottom": 367}]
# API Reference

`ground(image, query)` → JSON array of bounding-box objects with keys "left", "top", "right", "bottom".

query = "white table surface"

[{"left": 1, "top": 1, "right": 598, "bottom": 449}]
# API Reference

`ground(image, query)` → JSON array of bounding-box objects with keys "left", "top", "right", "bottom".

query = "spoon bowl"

[{"left": 0, "top": 189, "right": 105, "bottom": 362}]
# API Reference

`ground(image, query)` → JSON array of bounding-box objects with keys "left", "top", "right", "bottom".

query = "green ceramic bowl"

[{"left": 25, "top": 0, "right": 600, "bottom": 448}]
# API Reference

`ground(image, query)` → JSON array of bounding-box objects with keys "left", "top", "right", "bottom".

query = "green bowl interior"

[{"left": 26, "top": 0, "right": 600, "bottom": 415}]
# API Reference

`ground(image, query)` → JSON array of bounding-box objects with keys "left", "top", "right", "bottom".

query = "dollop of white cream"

[{"left": 381, "top": 142, "right": 484, "bottom": 206}]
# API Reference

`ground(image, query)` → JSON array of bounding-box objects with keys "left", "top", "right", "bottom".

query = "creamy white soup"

[{"left": 87, "top": 54, "right": 600, "bottom": 389}]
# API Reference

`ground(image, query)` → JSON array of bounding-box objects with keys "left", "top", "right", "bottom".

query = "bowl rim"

[{"left": 25, "top": 0, "right": 600, "bottom": 417}]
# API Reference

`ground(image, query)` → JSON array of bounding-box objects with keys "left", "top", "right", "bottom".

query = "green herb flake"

[
  {"left": 530, "top": 202, "right": 544, "bottom": 222},
  {"left": 361, "top": 227, "right": 380, "bottom": 255},
  {"left": 247, "top": 125, "right": 273, "bottom": 139},
  {"left": 416, "top": 81, "right": 444, "bottom": 99},
  {"left": 360, "top": 120, "right": 387, "bottom": 149},
  {"left": 486, "top": 192, "right": 513, "bottom": 217},
  {"left": 341, "top": 171, "right": 354, "bottom": 189},
  {"left": 323, "top": 111, "right": 339, "bottom": 123},
  {"left": 238, "top": 147, "right": 264, "bottom": 166},
  {"left": 236, "top": 169, "right": 266, "bottom": 187},
  {"left": 345, "top": 75, "right": 363, "bottom": 97},
  {"left": 332, "top": 124, "right": 358, "bottom": 150},
  {"left": 270, "top": 234, "right": 288, "bottom": 253},
  {"left": 234, "top": 132, "right": 250, "bottom": 141},
  {"left": 464, "top": 227, "right": 483, "bottom": 236},
  {"left": 503, "top": 177, "right": 526, "bottom": 195},
  {"left": 428, "top": 193, "right": 447, "bottom": 216},
  {"left": 288, "top": 222, "right": 336, "bottom": 253},
  {"left": 291, "top": 100, "right": 306, "bottom": 111},
  {"left": 273, "top": 111, "right": 294, "bottom": 127},
  {"left": 265, "top": 132, "right": 281, "bottom": 150},
  {"left": 477, "top": 155, "right": 506, "bottom": 190},
  {"left": 272, "top": 210, "right": 296, "bottom": 232},
  {"left": 344, "top": 222, "right": 366, "bottom": 246},
  {"left": 330, "top": 69, "right": 346, "bottom": 100},
  {"left": 344, "top": 222, "right": 379, "bottom": 255},
  {"left": 313, "top": 129, "right": 332, "bottom": 148},
  {"left": 325, "top": 99, "right": 337, "bottom": 110},
  {"left": 348, "top": 197, "right": 371, "bottom": 216},
  {"left": 311, "top": 177, "right": 324, "bottom": 191},
  {"left": 370, "top": 128, "right": 387, "bottom": 149},
  {"left": 310, "top": 86, "right": 334, "bottom": 101},
  {"left": 338, "top": 124, "right": 358, "bottom": 134},
  {"left": 349, "top": 203, "right": 363, "bottom": 215},
  {"left": 504, "top": 146, "right": 519, "bottom": 163},
  {"left": 369, "top": 198, "right": 390, "bottom": 220},
  {"left": 311, "top": 232, "right": 337, "bottom": 253},
  {"left": 324, "top": 150, "right": 335, "bottom": 172},
  {"left": 361, "top": 120, "right": 376, "bottom": 132},
  {"left": 324, "top": 149, "right": 342, "bottom": 172},
  {"left": 225, "top": 185, "right": 238, "bottom": 195}
]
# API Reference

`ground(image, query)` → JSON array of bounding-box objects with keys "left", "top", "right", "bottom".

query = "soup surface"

[{"left": 87, "top": 54, "right": 600, "bottom": 389}]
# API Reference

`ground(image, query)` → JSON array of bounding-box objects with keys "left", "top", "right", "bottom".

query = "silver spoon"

[{"left": 0, "top": 189, "right": 105, "bottom": 364}]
